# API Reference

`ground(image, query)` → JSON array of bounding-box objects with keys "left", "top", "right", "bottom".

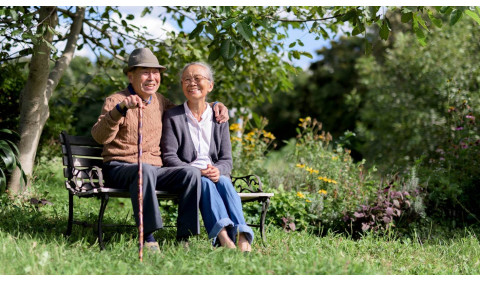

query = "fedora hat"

[{"left": 123, "top": 48, "right": 167, "bottom": 75}]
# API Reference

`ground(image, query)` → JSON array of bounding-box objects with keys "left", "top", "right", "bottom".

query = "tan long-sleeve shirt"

[{"left": 91, "top": 88, "right": 175, "bottom": 166}]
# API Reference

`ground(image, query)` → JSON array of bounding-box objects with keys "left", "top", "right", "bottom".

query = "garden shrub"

[
  {"left": 247, "top": 117, "right": 427, "bottom": 235},
  {"left": 420, "top": 94, "right": 480, "bottom": 224},
  {"left": 229, "top": 115, "right": 276, "bottom": 177}
]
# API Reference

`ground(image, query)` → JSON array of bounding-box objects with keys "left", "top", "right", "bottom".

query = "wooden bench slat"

[
  {"left": 62, "top": 135, "right": 100, "bottom": 146},
  {"left": 63, "top": 156, "right": 104, "bottom": 167},
  {"left": 238, "top": 193, "right": 274, "bottom": 201},
  {"left": 62, "top": 145, "right": 103, "bottom": 157}
]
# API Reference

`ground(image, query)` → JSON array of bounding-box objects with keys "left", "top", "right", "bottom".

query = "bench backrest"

[
  {"left": 60, "top": 131, "right": 104, "bottom": 194},
  {"left": 60, "top": 131, "right": 264, "bottom": 195}
]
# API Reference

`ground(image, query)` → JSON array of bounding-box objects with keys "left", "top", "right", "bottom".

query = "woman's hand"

[{"left": 200, "top": 164, "right": 220, "bottom": 182}]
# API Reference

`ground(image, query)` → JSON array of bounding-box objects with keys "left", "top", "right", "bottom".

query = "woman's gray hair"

[{"left": 180, "top": 62, "right": 215, "bottom": 84}]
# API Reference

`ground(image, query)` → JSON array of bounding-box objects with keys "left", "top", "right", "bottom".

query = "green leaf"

[
  {"left": 42, "top": 38, "right": 57, "bottom": 52},
  {"left": 189, "top": 23, "right": 204, "bottom": 40},
  {"left": 225, "top": 59, "right": 236, "bottom": 72},
  {"left": 237, "top": 21, "right": 253, "bottom": 41},
  {"left": 208, "top": 48, "right": 221, "bottom": 62},
  {"left": 126, "top": 14, "right": 134, "bottom": 20},
  {"left": 141, "top": 7, "right": 149, "bottom": 17},
  {"left": 205, "top": 23, "right": 216, "bottom": 36},
  {"left": 341, "top": 9, "right": 356, "bottom": 22},
  {"left": 414, "top": 26, "right": 427, "bottom": 46},
  {"left": 0, "top": 169, "right": 6, "bottom": 192},
  {"left": 401, "top": 12, "right": 413, "bottom": 23},
  {"left": 465, "top": 10, "right": 480, "bottom": 25},
  {"left": 0, "top": 146, "right": 15, "bottom": 170},
  {"left": 292, "top": 50, "right": 300, "bottom": 60},
  {"left": 300, "top": 51, "right": 313, "bottom": 59},
  {"left": 414, "top": 13, "right": 429, "bottom": 31},
  {"left": 449, "top": 9, "right": 463, "bottom": 26},
  {"left": 289, "top": 42, "right": 296, "bottom": 48},
  {"left": 319, "top": 27, "right": 329, "bottom": 39},
  {"left": 222, "top": 18, "right": 236, "bottom": 28},
  {"left": 220, "top": 39, "right": 236, "bottom": 59},
  {"left": 352, "top": 25, "right": 364, "bottom": 36},
  {"left": 9, "top": 9, "right": 18, "bottom": 21},
  {"left": 428, "top": 11, "right": 443, "bottom": 28},
  {"left": 379, "top": 22, "right": 390, "bottom": 41},
  {"left": 440, "top": 6, "right": 452, "bottom": 14}
]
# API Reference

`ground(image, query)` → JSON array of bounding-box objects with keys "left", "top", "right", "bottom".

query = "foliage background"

[{"left": 1, "top": 7, "right": 480, "bottom": 236}]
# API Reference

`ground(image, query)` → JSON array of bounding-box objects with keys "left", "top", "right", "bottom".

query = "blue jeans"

[{"left": 200, "top": 175, "right": 254, "bottom": 246}]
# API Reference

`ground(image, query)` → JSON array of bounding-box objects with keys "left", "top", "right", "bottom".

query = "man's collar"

[{"left": 127, "top": 83, "right": 152, "bottom": 105}]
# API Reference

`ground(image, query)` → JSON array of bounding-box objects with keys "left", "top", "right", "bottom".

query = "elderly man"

[{"left": 91, "top": 48, "right": 229, "bottom": 252}]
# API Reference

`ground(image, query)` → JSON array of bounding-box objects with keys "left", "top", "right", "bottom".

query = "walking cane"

[{"left": 138, "top": 106, "right": 144, "bottom": 262}]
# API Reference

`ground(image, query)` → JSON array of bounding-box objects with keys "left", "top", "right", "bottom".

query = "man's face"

[{"left": 128, "top": 67, "right": 161, "bottom": 99}]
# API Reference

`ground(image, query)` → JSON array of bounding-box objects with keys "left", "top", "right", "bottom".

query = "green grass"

[{"left": 1, "top": 157, "right": 480, "bottom": 274}]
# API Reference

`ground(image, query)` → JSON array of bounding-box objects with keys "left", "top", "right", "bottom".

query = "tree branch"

[
  {"left": 162, "top": 6, "right": 198, "bottom": 23},
  {"left": 81, "top": 31, "right": 125, "bottom": 61},
  {"left": 265, "top": 14, "right": 345, "bottom": 23},
  {"left": 46, "top": 6, "right": 86, "bottom": 101}
]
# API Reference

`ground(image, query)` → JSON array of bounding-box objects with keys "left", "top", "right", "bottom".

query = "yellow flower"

[
  {"left": 297, "top": 192, "right": 305, "bottom": 198},
  {"left": 318, "top": 189, "right": 327, "bottom": 195},
  {"left": 306, "top": 199, "right": 311, "bottom": 203},
  {"left": 263, "top": 132, "right": 276, "bottom": 140},
  {"left": 229, "top": 123, "right": 241, "bottom": 132},
  {"left": 332, "top": 156, "right": 338, "bottom": 161},
  {"left": 318, "top": 176, "right": 338, "bottom": 184},
  {"left": 296, "top": 163, "right": 306, "bottom": 168},
  {"left": 230, "top": 136, "right": 242, "bottom": 142},
  {"left": 299, "top": 118, "right": 305, "bottom": 122}
]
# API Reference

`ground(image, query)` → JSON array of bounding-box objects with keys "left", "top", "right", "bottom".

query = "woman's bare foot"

[
  {"left": 218, "top": 228, "right": 236, "bottom": 249},
  {"left": 238, "top": 233, "right": 251, "bottom": 252}
]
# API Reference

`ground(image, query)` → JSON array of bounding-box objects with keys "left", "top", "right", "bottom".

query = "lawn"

[{"left": 1, "top": 157, "right": 480, "bottom": 275}]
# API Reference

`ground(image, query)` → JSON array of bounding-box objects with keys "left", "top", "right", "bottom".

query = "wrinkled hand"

[
  {"left": 213, "top": 102, "right": 229, "bottom": 123},
  {"left": 200, "top": 164, "right": 220, "bottom": 182},
  {"left": 121, "top": 95, "right": 146, "bottom": 109}
]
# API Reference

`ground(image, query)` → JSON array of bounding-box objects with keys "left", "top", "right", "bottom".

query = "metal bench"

[{"left": 60, "top": 131, "right": 273, "bottom": 249}]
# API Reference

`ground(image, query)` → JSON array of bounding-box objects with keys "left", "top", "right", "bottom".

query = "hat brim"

[{"left": 123, "top": 63, "right": 167, "bottom": 75}]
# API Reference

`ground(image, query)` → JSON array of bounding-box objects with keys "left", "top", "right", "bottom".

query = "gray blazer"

[{"left": 161, "top": 105, "right": 233, "bottom": 176}]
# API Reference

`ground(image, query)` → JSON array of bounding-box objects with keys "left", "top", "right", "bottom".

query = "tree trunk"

[{"left": 8, "top": 6, "right": 85, "bottom": 196}]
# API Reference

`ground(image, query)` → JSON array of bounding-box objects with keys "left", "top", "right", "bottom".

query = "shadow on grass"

[{"left": 0, "top": 196, "right": 179, "bottom": 250}]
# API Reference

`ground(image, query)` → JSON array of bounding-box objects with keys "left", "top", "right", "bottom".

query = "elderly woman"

[{"left": 161, "top": 62, "right": 253, "bottom": 252}]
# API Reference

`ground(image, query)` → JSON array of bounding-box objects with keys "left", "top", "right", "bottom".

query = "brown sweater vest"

[{"left": 91, "top": 88, "right": 175, "bottom": 166}]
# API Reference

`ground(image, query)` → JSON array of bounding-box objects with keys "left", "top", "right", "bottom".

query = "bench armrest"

[
  {"left": 232, "top": 174, "right": 263, "bottom": 193},
  {"left": 66, "top": 166, "right": 104, "bottom": 194}
]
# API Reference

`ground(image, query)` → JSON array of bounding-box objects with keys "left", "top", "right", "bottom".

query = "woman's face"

[{"left": 181, "top": 65, "right": 214, "bottom": 102}]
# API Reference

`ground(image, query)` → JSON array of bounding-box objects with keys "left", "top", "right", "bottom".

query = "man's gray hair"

[{"left": 180, "top": 62, "right": 215, "bottom": 84}]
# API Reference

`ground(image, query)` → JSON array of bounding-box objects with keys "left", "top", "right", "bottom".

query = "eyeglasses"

[{"left": 182, "top": 75, "right": 210, "bottom": 85}]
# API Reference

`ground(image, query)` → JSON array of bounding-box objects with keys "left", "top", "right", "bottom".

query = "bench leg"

[
  {"left": 65, "top": 192, "right": 74, "bottom": 236},
  {"left": 97, "top": 194, "right": 109, "bottom": 251},
  {"left": 260, "top": 198, "right": 271, "bottom": 245}
]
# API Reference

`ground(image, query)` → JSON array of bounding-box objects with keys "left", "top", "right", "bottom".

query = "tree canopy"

[{"left": 1, "top": 6, "right": 480, "bottom": 195}]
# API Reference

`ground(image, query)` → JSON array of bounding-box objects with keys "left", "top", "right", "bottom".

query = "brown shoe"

[{"left": 144, "top": 242, "right": 161, "bottom": 254}]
